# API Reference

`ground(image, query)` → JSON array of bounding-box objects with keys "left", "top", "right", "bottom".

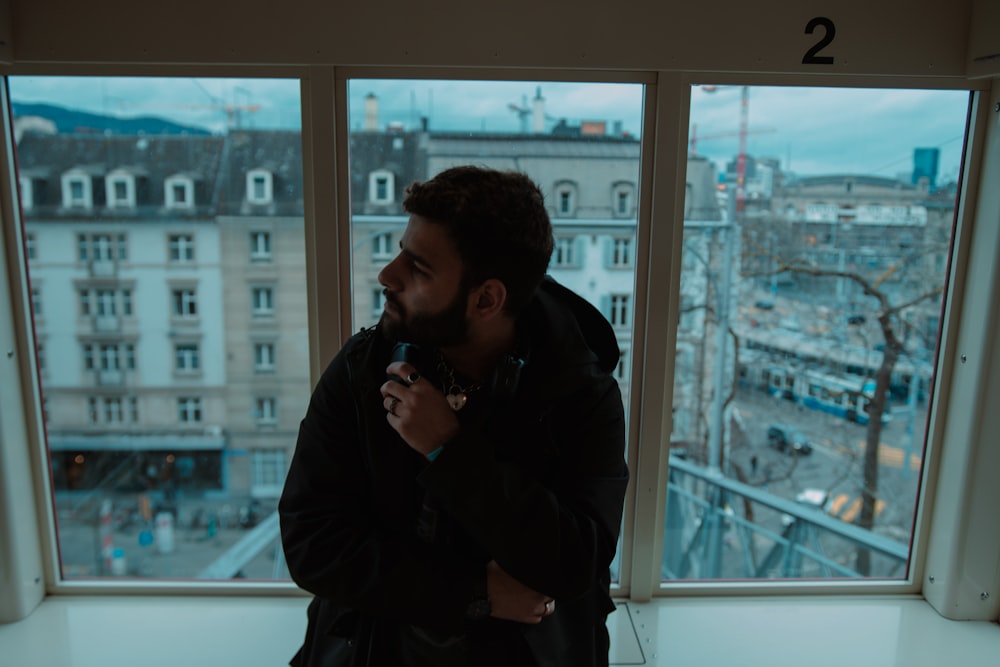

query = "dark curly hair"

[{"left": 403, "top": 165, "right": 553, "bottom": 315}]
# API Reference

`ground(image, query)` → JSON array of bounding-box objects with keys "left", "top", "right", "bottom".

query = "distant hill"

[{"left": 11, "top": 102, "right": 211, "bottom": 136}]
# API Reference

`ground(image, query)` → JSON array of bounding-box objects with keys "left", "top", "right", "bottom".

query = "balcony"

[
  {"left": 96, "top": 369, "right": 123, "bottom": 386},
  {"left": 93, "top": 316, "right": 120, "bottom": 332},
  {"left": 89, "top": 260, "right": 116, "bottom": 277}
]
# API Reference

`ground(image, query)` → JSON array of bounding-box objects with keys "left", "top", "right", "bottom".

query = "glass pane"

[
  {"left": 666, "top": 85, "right": 969, "bottom": 581},
  {"left": 347, "top": 79, "right": 644, "bottom": 583},
  {"left": 10, "top": 76, "right": 305, "bottom": 581}
]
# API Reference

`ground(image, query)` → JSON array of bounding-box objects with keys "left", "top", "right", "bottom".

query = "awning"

[{"left": 47, "top": 433, "right": 226, "bottom": 452}]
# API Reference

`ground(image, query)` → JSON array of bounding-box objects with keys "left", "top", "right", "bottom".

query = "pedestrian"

[{"left": 279, "top": 165, "right": 629, "bottom": 667}]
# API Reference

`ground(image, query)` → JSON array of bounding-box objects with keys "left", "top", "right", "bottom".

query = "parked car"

[{"left": 767, "top": 424, "right": 813, "bottom": 456}]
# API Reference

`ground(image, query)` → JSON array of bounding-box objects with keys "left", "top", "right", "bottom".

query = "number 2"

[{"left": 802, "top": 16, "right": 835, "bottom": 65}]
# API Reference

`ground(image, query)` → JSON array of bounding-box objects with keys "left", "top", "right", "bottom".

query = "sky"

[{"left": 8, "top": 76, "right": 971, "bottom": 183}]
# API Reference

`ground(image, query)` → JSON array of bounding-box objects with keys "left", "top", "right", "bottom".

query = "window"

[
  {"left": 30, "top": 287, "right": 41, "bottom": 317},
  {"left": 250, "top": 231, "right": 271, "bottom": 261},
  {"left": 61, "top": 171, "right": 92, "bottom": 208},
  {"left": 246, "top": 169, "right": 273, "bottom": 204},
  {"left": 552, "top": 236, "right": 579, "bottom": 268},
  {"left": 372, "top": 289, "right": 386, "bottom": 319},
  {"left": 169, "top": 234, "right": 195, "bottom": 262},
  {"left": 165, "top": 175, "right": 194, "bottom": 209},
  {"left": 256, "top": 397, "right": 277, "bottom": 425},
  {"left": 177, "top": 397, "right": 202, "bottom": 423},
  {"left": 172, "top": 288, "right": 198, "bottom": 317},
  {"left": 608, "top": 293, "right": 631, "bottom": 328},
  {"left": 553, "top": 181, "right": 578, "bottom": 216},
  {"left": 372, "top": 231, "right": 393, "bottom": 260},
  {"left": 9, "top": 75, "right": 309, "bottom": 583},
  {"left": 369, "top": 170, "right": 395, "bottom": 204},
  {"left": 664, "top": 84, "right": 970, "bottom": 583},
  {"left": 251, "top": 449, "right": 287, "bottom": 498},
  {"left": 252, "top": 286, "right": 274, "bottom": 316},
  {"left": 175, "top": 343, "right": 200, "bottom": 372},
  {"left": 254, "top": 342, "right": 275, "bottom": 371},
  {"left": 608, "top": 237, "right": 633, "bottom": 268},
  {"left": 613, "top": 182, "right": 635, "bottom": 217},
  {"left": 106, "top": 171, "right": 135, "bottom": 208}
]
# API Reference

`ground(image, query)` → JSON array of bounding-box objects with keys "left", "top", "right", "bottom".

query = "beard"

[{"left": 379, "top": 285, "right": 470, "bottom": 348}]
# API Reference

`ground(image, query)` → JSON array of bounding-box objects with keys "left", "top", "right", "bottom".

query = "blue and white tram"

[{"left": 755, "top": 364, "right": 888, "bottom": 425}]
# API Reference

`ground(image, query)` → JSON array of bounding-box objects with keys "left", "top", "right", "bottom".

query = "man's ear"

[{"left": 471, "top": 278, "right": 508, "bottom": 320}]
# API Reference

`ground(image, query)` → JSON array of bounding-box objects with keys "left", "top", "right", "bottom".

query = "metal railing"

[{"left": 664, "top": 456, "right": 909, "bottom": 580}]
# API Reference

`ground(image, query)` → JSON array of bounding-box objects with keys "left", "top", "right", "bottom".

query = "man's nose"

[{"left": 377, "top": 253, "right": 402, "bottom": 290}]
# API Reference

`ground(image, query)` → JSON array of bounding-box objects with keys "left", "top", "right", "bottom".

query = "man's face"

[{"left": 377, "top": 215, "right": 471, "bottom": 347}]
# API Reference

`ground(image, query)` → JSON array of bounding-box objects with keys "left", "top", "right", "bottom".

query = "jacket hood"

[{"left": 524, "top": 276, "right": 621, "bottom": 376}]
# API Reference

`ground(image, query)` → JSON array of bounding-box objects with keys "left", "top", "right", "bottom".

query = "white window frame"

[
  {"left": 174, "top": 342, "right": 200, "bottom": 373},
  {"left": 254, "top": 342, "right": 276, "bottom": 372},
  {"left": 255, "top": 396, "right": 277, "bottom": 425},
  {"left": 105, "top": 169, "right": 136, "bottom": 209},
  {"left": 19, "top": 176, "right": 33, "bottom": 211},
  {"left": 246, "top": 168, "right": 273, "bottom": 204},
  {"left": 372, "top": 231, "right": 393, "bottom": 260},
  {"left": 250, "top": 448, "right": 287, "bottom": 498},
  {"left": 368, "top": 169, "right": 395, "bottom": 204},
  {"left": 164, "top": 175, "right": 195, "bottom": 209},
  {"left": 0, "top": 71, "right": 996, "bottom": 648},
  {"left": 250, "top": 231, "right": 272, "bottom": 261},
  {"left": 172, "top": 287, "right": 198, "bottom": 318},
  {"left": 177, "top": 396, "right": 203, "bottom": 423},
  {"left": 251, "top": 286, "right": 275, "bottom": 317},
  {"left": 553, "top": 180, "right": 578, "bottom": 217},
  {"left": 61, "top": 170, "right": 92, "bottom": 209},
  {"left": 168, "top": 233, "right": 196, "bottom": 263}
]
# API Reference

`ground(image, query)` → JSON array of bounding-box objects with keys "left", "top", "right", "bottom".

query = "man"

[{"left": 279, "top": 165, "right": 628, "bottom": 667}]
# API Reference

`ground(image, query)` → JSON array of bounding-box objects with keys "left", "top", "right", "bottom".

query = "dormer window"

[
  {"left": 19, "top": 176, "right": 34, "bottom": 211},
  {"left": 165, "top": 175, "right": 195, "bottom": 210},
  {"left": 106, "top": 169, "right": 136, "bottom": 209},
  {"left": 61, "top": 169, "right": 93, "bottom": 209},
  {"left": 246, "top": 169, "right": 273, "bottom": 205},
  {"left": 369, "top": 170, "right": 395, "bottom": 204},
  {"left": 612, "top": 182, "right": 636, "bottom": 218},
  {"left": 553, "top": 180, "right": 578, "bottom": 217}
]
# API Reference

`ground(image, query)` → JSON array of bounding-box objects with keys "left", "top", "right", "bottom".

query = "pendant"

[{"left": 446, "top": 392, "right": 468, "bottom": 411}]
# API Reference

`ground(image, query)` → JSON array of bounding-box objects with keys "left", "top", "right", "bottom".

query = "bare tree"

[{"left": 751, "top": 253, "right": 941, "bottom": 574}]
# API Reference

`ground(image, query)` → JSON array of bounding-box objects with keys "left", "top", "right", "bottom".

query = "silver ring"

[
  {"left": 388, "top": 397, "right": 400, "bottom": 416},
  {"left": 406, "top": 371, "right": 421, "bottom": 385}
]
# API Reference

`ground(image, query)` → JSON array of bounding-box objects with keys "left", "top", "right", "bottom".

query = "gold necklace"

[{"left": 437, "top": 356, "right": 481, "bottom": 411}]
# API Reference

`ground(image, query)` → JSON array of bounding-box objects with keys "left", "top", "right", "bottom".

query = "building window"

[
  {"left": 554, "top": 181, "right": 578, "bottom": 216},
  {"left": 252, "top": 286, "right": 274, "bottom": 317},
  {"left": 613, "top": 182, "right": 635, "bottom": 217},
  {"left": 175, "top": 343, "right": 200, "bottom": 372},
  {"left": 254, "top": 342, "right": 276, "bottom": 372},
  {"left": 106, "top": 171, "right": 136, "bottom": 208},
  {"left": 616, "top": 347, "right": 629, "bottom": 381},
  {"left": 552, "top": 236, "right": 579, "bottom": 268},
  {"left": 251, "top": 449, "right": 287, "bottom": 498},
  {"left": 372, "top": 232, "right": 393, "bottom": 260},
  {"left": 25, "top": 233, "right": 36, "bottom": 260},
  {"left": 372, "top": 289, "right": 386, "bottom": 319},
  {"left": 369, "top": 170, "right": 395, "bottom": 204},
  {"left": 169, "top": 234, "right": 195, "bottom": 263},
  {"left": 608, "top": 237, "right": 633, "bottom": 268},
  {"left": 77, "top": 233, "right": 127, "bottom": 264},
  {"left": 250, "top": 231, "right": 271, "bottom": 261},
  {"left": 609, "top": 294, "right": 631, "bottom": 328},
  {"left": 87, "top": 397, "right": 99, "bottom": 424},
  {"left": 19, "top": 176, "right": 34, "bottom": 211},
  {"left": 256, "top": 397, "right": 277, "bottom": 425},
  {"left": 30, "top": 287, "right": 42, "bottom": 317},
  {"left": 61, "top": 171, "right": 92, "bottom": 209},
  {"left": 246, "top": 169, "right": 273, "bottom": 204},
  {"left": 177, "top": 397, "right": 202, "bottom": 423},
  {"left": 172, "top": 288, "right": 198, "bottom": 317},
  {"left": 165, "top": 175, "right": 195, "bottom": 209}
]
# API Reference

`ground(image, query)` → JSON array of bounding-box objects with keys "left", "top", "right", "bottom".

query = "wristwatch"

[{"left": 465, "top": 571, "right": 491, "bottom": 620}]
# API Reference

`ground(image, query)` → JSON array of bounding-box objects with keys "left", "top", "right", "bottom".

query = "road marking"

[{"left": 830, "top": 494, "right": 886, "bottom": 523}]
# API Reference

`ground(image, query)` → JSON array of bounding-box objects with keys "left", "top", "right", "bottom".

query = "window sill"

[{"left": 1, "top": 595, "right": 996, "bottom": 666}]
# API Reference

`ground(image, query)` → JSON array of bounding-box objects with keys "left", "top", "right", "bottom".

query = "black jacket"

[{"left": 279, "top": 277, "right": 629, "bottom": 666}]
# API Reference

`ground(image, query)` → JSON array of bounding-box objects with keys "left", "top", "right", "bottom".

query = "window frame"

[{"left": 0, "top": 68, "right": 993, "bottom": 620}]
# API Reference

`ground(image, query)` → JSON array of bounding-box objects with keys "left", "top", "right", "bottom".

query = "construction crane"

[
  {"left": 698, "top": 85, "right": 763, "bottom": 216},
  {"left": 689, "top": 123, "right": 776, "bottom": 155}
]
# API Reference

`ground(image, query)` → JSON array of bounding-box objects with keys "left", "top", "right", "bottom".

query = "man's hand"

[
  {"left": 380, "top": 361, "right": 459, "bottom": 458},
  {"left": 486, "top": 560, "right": 555, "bottom": 624}
]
